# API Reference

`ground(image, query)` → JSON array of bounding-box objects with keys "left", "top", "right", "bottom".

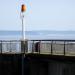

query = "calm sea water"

[{"left": 0, "top": 31, "right": 75, "bottom": 40}]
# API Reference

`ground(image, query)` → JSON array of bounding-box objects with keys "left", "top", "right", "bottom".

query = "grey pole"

[
  {"left": 21, "top": 4, "right": 26, "bottom": 75},
  {"left": 20, "top": 11, "right": 24, "bottom": 75},
  {"left": 21, "top": 13, "right": 25, "bottom": 40},
  {"left": 22, "top": 54, "right": 24, "bottom": 75}
]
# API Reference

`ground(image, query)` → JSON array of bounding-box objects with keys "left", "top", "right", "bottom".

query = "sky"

[{"left": 0, "top": 0, "right": 75, "bottom": 31}]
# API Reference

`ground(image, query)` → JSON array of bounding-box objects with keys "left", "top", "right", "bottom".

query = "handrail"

[
  {"left": 28, "top": 39, "right": 75, "bottom": 41},
  {"left": 27, "top": 40, "right": 75, "bottom": 56},
  {"left": 0, "top": 40, "right": 75, "bottom": 56}
]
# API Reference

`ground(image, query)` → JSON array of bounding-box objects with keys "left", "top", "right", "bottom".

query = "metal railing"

[
  {"left": 0, "top": 40, "right": 75, "bottom": 56},
  {"left": 27, "top": 40, "right": 75, "bottom": 56},
  {"left": 0, "top": 40, "right": 25, "bottom": 54}
]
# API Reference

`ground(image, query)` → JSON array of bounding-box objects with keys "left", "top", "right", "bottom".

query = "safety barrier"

[
  {"left": 0, "top": 40, "right": 75, "bottom": 56},
  {"left": 27, "top": 40, "right": 75, "bottom": 56}
]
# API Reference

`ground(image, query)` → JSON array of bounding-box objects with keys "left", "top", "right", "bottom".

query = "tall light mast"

[
  {"left": 20, "top": 4, "right": 27, "bottom": 75},
  {"left": 21, "top": 4, "right": 26, "bottom": 40}
]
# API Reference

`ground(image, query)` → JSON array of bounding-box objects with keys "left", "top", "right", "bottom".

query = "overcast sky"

[{"left": 0, "top": 0, "right": 75, "bottom": 31}]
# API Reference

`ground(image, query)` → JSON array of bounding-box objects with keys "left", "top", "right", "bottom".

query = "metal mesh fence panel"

[
  {"left": 40, "top": 41, "right": 51, "bottom": 54},
  {"left": 65, "top": 42, "right": 75, "bottom": 56},
  {"left": 52, "top": 41, "right": 64, "bottom": 55}
]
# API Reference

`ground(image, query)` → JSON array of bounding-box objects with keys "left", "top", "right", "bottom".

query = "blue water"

[{"left": 0, "top": 31, "right": 75, "bottom": 40}]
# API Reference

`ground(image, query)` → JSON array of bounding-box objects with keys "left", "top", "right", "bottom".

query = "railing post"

[
  {"left": 21, "top": 40, "right": 25, "bottom": 54},
  {"left": 39, "top": 41, "right": 41, "bottom": 54},
  {"left": 1, "top": 41, "right": 2, "bottom": 54},
  {"left": 32, "top": 41, "right": 34, "bottom": 53},
  {"left": 21, "top": 40, "right": 28, "bottom": 54},
  {"left": 10, "top": 41, "right": 11, "bottom": 52},
  {"left": 51, "top": 41, "right": 53, "bottom": 55},
  {"left": 25, "top": 40, "right": 28, "bottom": 53},
  {"left": 64, "top": 41, "right": 65, "bottom": 56}
]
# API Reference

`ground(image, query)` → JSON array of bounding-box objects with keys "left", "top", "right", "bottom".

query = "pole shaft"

[
  {"left": 22, "top": 54, "right": 24, "bottom": 75},
  {"left": 22, "top": 14, "right": 25, "bottom": 40}
]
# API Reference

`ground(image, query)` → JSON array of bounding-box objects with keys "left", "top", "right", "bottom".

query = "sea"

[{"left": 0, "top": 31, "right": 75, "bottom": 40}]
